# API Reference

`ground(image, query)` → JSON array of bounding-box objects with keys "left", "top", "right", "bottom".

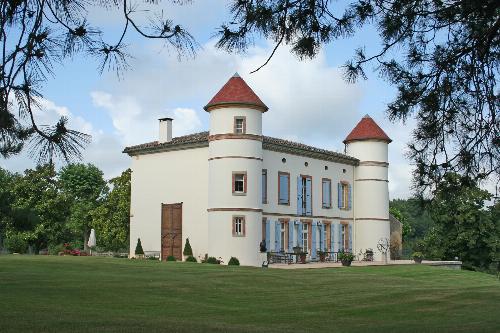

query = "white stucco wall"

[
  {"left": 129, "top": 147, "right": 209, "bottom": 259},
  {"left": 209, "top": 108, "right": 262, "bottom": 135}
]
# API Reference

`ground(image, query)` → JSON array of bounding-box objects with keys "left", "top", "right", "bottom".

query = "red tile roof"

[
  {"left": 204, "top": 73, "right": 268, "bottom": 112},
  {"left": 344, "top": 115, "right": 392, "bottom": 144}
]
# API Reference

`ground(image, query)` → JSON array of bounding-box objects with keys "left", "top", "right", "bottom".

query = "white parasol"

[{"left": 87, "top": 229, "right": 96, "bottom": 255}]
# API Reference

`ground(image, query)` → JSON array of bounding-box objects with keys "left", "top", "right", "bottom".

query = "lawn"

[{"left": 0, "top": 256, "right": 499, "bottom": 333}]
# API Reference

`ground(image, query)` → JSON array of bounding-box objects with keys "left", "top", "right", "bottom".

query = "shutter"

[
  {"left": 288, "top": 220, "right": 294, "bottom": 252},
  {"left": 330, "top": 223, "right": 335, "bottom": 252},
  {"left": 232, "top": 218, "right": 235, "bottom": 236},
  {"left": 337, "top": 183, "right": 342, "bottom": 208},
  {"left": 232, "top": 174, "right": 236, "bottom": 193},
  {"left": 318, "top": 222, "right": 323, "bottom": 251},
  {"left": 244, "top": 173, "right": 247, "bottom": 193},
  {"left": 243, "top": 219, "right": 246, "bottom": 236},
  {"left": 348, "top": 223, "right": 353, "bottom": 252},
  {"left": 322, "top": 180, "right": 326, "bottom": 207},
  {"left": 348, "top": 184, "right": 352, "bottom": 210},
  {"left": 298, "top": 221, "right": 303, "bottom": 249},
  {"left": 323, "top": 224, "right": 327, "bottom": 251},
  {"left": 265, "top": 219, "right": 270, "bottom": 251},
  {"left": 337, "top": 223, "right": 342, "bottom": 251},
  {"left": 243, "top": 117, "right": 246, "bottom": 133},
  {"left": 305, "top": 178, "right": 312, "bottom": 216},
  {"left": 297, "top": 176, "right": 303, "bottom": 214},
  {"left": 279, "top": 174, "right": 289, "bottom": 205},
  {"left": 274, "top": 220, "right": 280, "bottom": 252},
  {"left": 311, "top": 221, "right": 317, "bottom": 259}
]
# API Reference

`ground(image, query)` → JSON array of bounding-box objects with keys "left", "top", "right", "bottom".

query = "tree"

[
  {"left": 1, "top": 0, "right": 196, "bottom": 163},
  {"left": 135, "top": 238, "right": 144, "bottom": 256},
  {"left": 424, "top": 173, "right": 498, "bottom": 270},
  {"left": 183, "top": 238, "right": 193, "bottom": 256},
  {"left": 91, "top": 169, "right": 131, "bottom": 252},
  {"left": 8, "top": 164, "right": 70, "bottom": 252},
  {"left": 59, "top": 163, "right": 107, "bottom": 252},
  {"left": 217, "top": 0, "right": 499, "bottom": 193}
]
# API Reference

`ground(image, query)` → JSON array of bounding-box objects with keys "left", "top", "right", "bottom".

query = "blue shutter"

[
  {"left": 288, "top": 220, "right": 294, "bottom": 252},
  {"left": 322, "top": 181, "right": 327, "bottom": 207},
  {"left": 330, "top": 223, "right": 335, "bottom": 252},
  {"left": 337, "top": 183, "right": 342, "bottom": 208},
  {"left": 348, "top": 184, "right": 352, "bottom": 210},
  {"left": 348, "top": 224, "right": 353, "bottom": 252},
  {"left": 311, "top": 221, "right": 317, "bottom": 259},
  {"left": 274, "top": 220, "right": 280, "bottom": 252},
  {"left": 297, "top": 176, "right": 303, "bottom": 214},
  {"left": 323, "top": 224, "right": 327, "bottom": 251},
  {"left": 337, "top": 223, "right": 342, "bottom": 251},
  {"left": 265, "top": 219, "right": 270, "bottom": 251},
  {"left": 279, "top": 174, "right": 289, "bottom": 204},
  {"left": 305, "top": 178, "right": 312, "bottom": 216},
  {"left": 326, "top": 181, "right": 331, "bottom": 208},
  {"left": 297, "top": 221, "right": 303, "bottom": 249},
  {"left": 318, "top": 222, "right": 323, "bottom": 251}
]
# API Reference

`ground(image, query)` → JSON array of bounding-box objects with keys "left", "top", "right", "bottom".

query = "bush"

[
  {"left": 166, "top": 255, "right": 176, "bottom": 262},
  {"left": 206, "top": 256, "right": 219, "bottom": 264},
  {"left": 183, "top": 238, "right": 193, "bottom": 256},
  {"left": 228, "top": 257, "right": 240, "bottom": 266},
  {"left": 134, "top": 238, "right": 144, "bottom": 255},
  {"left": 48, "top": 243, "right": 64, "bottom": 255},
  {"left": 338, "top": 251, "right": 355, "bottom": 262},
  {"left": 148, "top": 256, "right": 158, "bottom": 260},
  {"left": 185, "top": 255, "right": 197, "bottom": 262},
  {"left": 4, "top": 231, "right": 28, "bottom": 254},
  {"left": 412, "top": 252, "right": 424, "bottom": 260}
]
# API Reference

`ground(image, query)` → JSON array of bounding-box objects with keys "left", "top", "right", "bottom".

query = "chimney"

[{"left": 158, "top": 117, "right": 173, "bottom": 143}]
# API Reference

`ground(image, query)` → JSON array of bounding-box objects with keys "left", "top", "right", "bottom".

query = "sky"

[{"left": 0, "top": 0, "right": 417, "bottom": 200}]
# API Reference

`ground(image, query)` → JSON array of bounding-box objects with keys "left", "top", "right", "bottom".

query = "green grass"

[{"left": 0, "top": 256, "right": 499, "bottom": 333}]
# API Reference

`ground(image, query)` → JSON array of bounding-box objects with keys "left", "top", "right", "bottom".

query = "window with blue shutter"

[
  {"left": 318, "top": 222, "right": 324, "bottom": 251},
  {"left": 322, "top": 178, "right": 331, "bottom": 208},
  {"left": 297, "top": 176, "right": 303, "bottom": 214},
  {"left": 274, "top": 220, "right": 280, "bottom": 252},
  {"left": 288, "top": 220, "right": 294, "bottom": 252},
  {"left": 347, "top": 184, "right": 352, "bottom": 210},
  {"left": 297, "top": 221, "right": 303, "bottom": 248},
  {"left": 337, "top": 223, "right": 343, "bottom": 251},
  {"left": 337, "top": 183, "right": 342, "bottom": 208},
  {"left": 311, "top": 221, "right": 317, "bottom": 259},
  {"left": 305, "top": 177, "right": 312, "bottom": 216},
  {"left": 330, "top": 223, "right": 335, "bottom": 252},
  {"left": 278, "top": 172, "right": 290, "bottom": 205},
  {"left": 265, "top": 218, "right": 270, "bottom": 251},
  {"left": 348, "top": 224, "right": 353, "bottom": 252}
]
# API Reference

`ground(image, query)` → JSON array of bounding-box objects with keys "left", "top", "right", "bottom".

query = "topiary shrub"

[
  {"left": 166, "top": 255, "right": 176, "bottom": 262},
  {"left": 183, "top": 238, "right": 193, "bottom": 256},
  {"left": 185, "top": 255, "right": 197, "bottom": 262},
  {"left": 4, "top": 231, "right": 28, "bottom": 254},
  {"left": 228, "top": 257, "right": 240, "bottom": 266},
  {"left": 206, "top": 256, "right": 218, "bottom": 264},
  {"left": 134, "top": 238, "right": 144, "bottom": 255}
]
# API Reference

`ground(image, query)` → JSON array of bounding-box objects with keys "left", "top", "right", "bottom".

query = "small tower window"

[
  {"left": 282, "top": 158, "right": 286, "bottom": 163},
  {"left": 232, "top": 172, "right": 247, "bottom": 195},
  {"left": 234, "top": 116, "right": 246, "bottom": 134},
  {"left": 232, "top": 216, "right": 246, "bottom": 237}
]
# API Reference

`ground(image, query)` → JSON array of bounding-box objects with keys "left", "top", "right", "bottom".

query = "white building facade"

[{"left": 125, "top": 74, "right": 392, "bottom": 266}]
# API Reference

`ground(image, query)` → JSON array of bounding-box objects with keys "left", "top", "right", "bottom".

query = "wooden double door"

[{"left": 161, "top": 203, "right": 182, "bottom": 260}]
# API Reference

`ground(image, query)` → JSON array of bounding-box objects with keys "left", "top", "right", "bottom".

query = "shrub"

[
  {"left": 338, "top": 251, "right": 355, "bottom": 262},
  {"left": 228, "top": 257, "right": 240, "bottom": 266},
  {"left": 48, "top": 243, "right": 64, "bottom": 255},
  {"left": 206, "top": 256, "right": 218, "bottom": 264},
  {"left": 412, "top": 252, "right": 424, "bottom": 260},
  {"left": 4, "top": 231, "right": 28, "bottom": 254},
  {"left": 185, "top": 255, "right": 197, "bottom": 262},
  {"left": 135, "top": 238, "right": 144, "bottom": 255},
  {"left": 148, "top": 256, "right": 158, "bottom": 260},
  {"left": 183, "top": 238, "right": 193, "bottom": 256},
  {"left": 166, "top": 255, "right": 176, "bottom": 262}
]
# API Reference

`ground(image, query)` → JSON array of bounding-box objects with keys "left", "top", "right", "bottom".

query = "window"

[
  {"left": 280, "top": 221, "right": 287, "bottom": 251},
  {"left": 338, "top": 182, "right": 351, "bottom": 210},
  {"left": 262, "top": 169, "right": 267, "bottom": 204},
  {"left": 322, "top": 178, "right": 332, "bottom": 208},
  {"left": 302, "top": 223, "right": 309, "bottom": 251},
  {"left": 232, "top": 216, "right": 245, "bottom": 236},
  {"left": 234, "top": 116, "right": 246, "bottom": 134},
  {"left": 232, "top": 172, "right": 247, "bottom": 195},
  {"left": 341, "top": 223, "right": 349, "bottom": 250},
  {"left": 297, "top": 175, "right": 312, "bottom": 215},
  {"left": 278, "top": 172, "right": 290, "bottom": 205}
]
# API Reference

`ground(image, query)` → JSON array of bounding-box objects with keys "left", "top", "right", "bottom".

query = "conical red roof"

[
  {"left": 344, "top": 115, "right": 392, "bottom": 144},
  {"left": 204, "top": 73, "right": 268, "bottom": 112}
]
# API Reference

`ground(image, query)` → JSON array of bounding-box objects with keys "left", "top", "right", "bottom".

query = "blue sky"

[{"left": 1, "top": 0, "right": 417, "bottom": 199}]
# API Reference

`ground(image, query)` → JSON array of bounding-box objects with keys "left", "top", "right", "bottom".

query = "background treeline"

[
  {"left": 390, "top": 173, "right": 499, "bottom": 274},
  {"left": 0, "top": 164, "right": 130, "bottom": 255}
]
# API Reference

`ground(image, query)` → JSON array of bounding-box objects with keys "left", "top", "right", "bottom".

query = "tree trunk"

[{"left": 83, "top": 228, "right": 89, "bottom": 252}]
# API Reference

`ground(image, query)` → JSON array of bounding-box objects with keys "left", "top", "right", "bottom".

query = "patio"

[{"left": 269, "top": 260, "right": 463, "bottom": 269}]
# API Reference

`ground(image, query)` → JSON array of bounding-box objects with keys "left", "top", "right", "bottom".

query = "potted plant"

[
  {"left": 299, "top": 252, "right": 307, "bottom": 264},
  {"left": 339, "top": 251, "right": 355, "bottom": 266},
  {"left": 412, "top": 251, "right": 424, "bottom": 264},
  {"left": 135, "top": 238, "right": 144, "bottom": 259},
  {"left": 365, "top": 248, "right": 374, "bottom": 261},
  {"left": 317, "top": 249, "right": 327, "bottom": 262}
]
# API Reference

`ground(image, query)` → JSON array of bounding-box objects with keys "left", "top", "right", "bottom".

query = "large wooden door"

[{"left": 161, "top": 203, "right": 182, "bottom": 260}]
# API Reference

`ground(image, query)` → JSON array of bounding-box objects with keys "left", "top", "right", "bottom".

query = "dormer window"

[{"left": 234, "top": 116, "right": 246, "bottom": 134}]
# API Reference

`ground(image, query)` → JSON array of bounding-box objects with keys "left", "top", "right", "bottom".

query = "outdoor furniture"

[
  {"left": 286, "top": 252, "right": 308, "bottom": 264},
  {"left": 267, "top": 251, "right": 293, "bottom": 264}
]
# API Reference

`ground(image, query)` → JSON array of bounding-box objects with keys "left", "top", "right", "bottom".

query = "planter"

[
  {"left": 299, "top": 253, "right": 307, "bottom": 264},
  {"left": 414, "top": 258, "right": 423, "bottom": 264},
  {"left": 319, "top": 254, "right": 326, "bottom": 262},
  {"left": 341, "top": 259, "right": 352, "bottom": 267}
]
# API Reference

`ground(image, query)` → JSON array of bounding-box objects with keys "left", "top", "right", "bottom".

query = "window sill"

[
  {"left": 278, "top": 202, "right": 290, "bottom": 206},
  {"left": 232, "top": 234, "right": 245, "bottom": 237},
  {"left": 322, "top": 206, "right": 332, "bottom": 209},
  {"left": 232, "top": 192, "right": 247, "bottom": 196}
]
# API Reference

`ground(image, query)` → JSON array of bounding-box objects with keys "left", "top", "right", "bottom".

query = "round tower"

[
  {"left": 344, "top": 115, "right": 392, "bottom": 261},
  {"left": 205, "top": 73, "right": 267, "bottom": 266}
]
